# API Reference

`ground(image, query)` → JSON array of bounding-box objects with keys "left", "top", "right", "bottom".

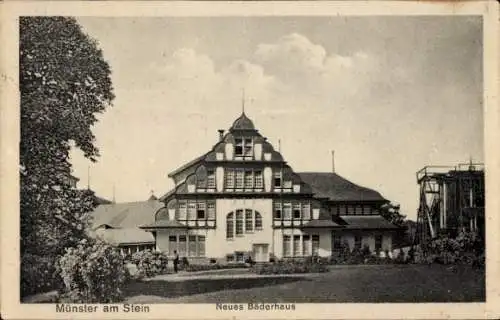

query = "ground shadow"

[{"left": 123, "top": 276, "right": 307, "bottom": 299}]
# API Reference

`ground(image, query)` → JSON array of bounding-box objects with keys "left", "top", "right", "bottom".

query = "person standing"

[{"left": 173, "top": 250, "right": 179, "bottom": 273}]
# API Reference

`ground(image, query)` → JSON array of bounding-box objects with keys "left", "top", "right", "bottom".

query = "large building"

[{"left": 91, "top": 112, "right": 400, "bottom": 262}]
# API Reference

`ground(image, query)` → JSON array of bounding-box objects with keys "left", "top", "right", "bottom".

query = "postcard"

[{"left": 1, "top": 1, "right": 499, "bottom": 319}]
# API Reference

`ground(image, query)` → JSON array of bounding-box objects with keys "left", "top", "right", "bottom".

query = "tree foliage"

[
  {"left": 20, "top": 17, "right": 114, "bottom": 257},
  {"left": 379, "top": 202, "right": 406, "bottom": 226}
]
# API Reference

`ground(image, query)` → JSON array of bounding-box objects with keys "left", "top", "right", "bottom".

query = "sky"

[{"left": 71, "top": 16, "right": 483, "bottom": 220}]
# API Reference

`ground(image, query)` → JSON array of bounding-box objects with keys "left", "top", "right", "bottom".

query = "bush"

[
  {"left": 252, "top": 260, "right": 328, "bottom": 275},
  {"left": 130, "top": 250, "right": 169, "bottom": 279},
  {"left": 184, "top": 262, "right": 248, "bottom": 272},
  {"left": 58, "top": 239, "right": 129, "bottom": 303},
  {"left": 21, "top": 253, "right": 64, "bottom": 298},
  {"left": 414, "top": 231, "right": 484, "bottom": 266}
]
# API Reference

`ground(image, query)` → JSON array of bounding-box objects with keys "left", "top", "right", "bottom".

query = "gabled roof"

[
  {"left": 298, "top": 172, "right": 387, "bottom": 202},
  {"left": 167, "top": 153, "right": 208, "bottom": 178},
  {"left": 97, "top": 228, "right": 155, "bottom": 245},
  {"left": 94, "top": 195, "right": 112, "bottom": 205},
  {"left": 159, "top": 187, "right": 176, "bottom": 202},
  {"left": 339, "top": 215, "right": 400, "bottom": 230},
  {"left": 90, "top": 200, "right": 163, "bottom": 230}
]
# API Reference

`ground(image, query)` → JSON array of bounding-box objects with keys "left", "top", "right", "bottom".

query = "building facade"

[{"left": 138, "top": 112, "right": 400, "bottom": 262}]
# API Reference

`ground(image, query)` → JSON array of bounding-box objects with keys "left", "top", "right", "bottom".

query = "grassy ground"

[{"left": 124, "top": 264, "right": 485, "bottom": 303}]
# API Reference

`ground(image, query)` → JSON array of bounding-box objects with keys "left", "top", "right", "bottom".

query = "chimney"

[
  {"left": 218, "top": 129, "right": 224, "bottom": 141},
  {"left": 332, "top": 150, "right": 335, "bottom": 173}
]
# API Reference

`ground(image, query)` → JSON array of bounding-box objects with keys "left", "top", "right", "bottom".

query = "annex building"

[{"left": 91, "top": 112, "right": 401, "bottom": 262}]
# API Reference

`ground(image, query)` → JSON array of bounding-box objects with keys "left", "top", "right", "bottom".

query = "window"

[
  {"left": 274, "top": 202, "right": 282, "bottom": 219},
  {"left": 363, "top": 206, "right": 372, "bottom": 215},
  {"left": 169, "top": 235, "right": 177, "bottom": 255},
  {"left": 255, "top": 171, "right": 263, "bottom": 188},
  {"left": 225, "top": 169, "right": 235, "bottom": 189},
  {"left": 235, "top": 138, "right": 253, "bottom": 158},
  {"left": 197, "top": 236, "right": 206, "bottom": 257},
  {"left": 302, "top": 203, "right": 311, "bottom": 219},
  {"left": 244, "top": 170, "right": 253, "bottom": 188},
  {"left": 347, "top": 206, "right": 355, "bottom": 215},
  {"left": 207, "top": 170, "right": 215, "bottom": 189},
  {"left": 235, "top": 170, "right": 244, "bottom": 188},
  {"left": 178, "top": 201, "right": 187, "bottom": 220},
  {"left": 207, "top": 201, "right": 216, "bottom": 219},
  {"left": 283, "top": 203, "right": 292, "bottom": 220},
  {"left": 312, "top": 235, "right": 320, "bottom": 256},
  {"left": 235, "top": 210, "right": 244, "bottom": 235},
  {"left": 293, "top": 203, "right": 301, "bottom": 219},
  {"left": 293, "top": 235, "right": 301, "bottom": 257},
  {"left": 354, "top": 236, "right": 362, "bottom": 249},
  {"left": 355, "top": 206, "right": 363, "bottom": 215},
  {"left": 227, "top": 209, "right": 262, "bottom": 237},
  {"left": 244, "top": 138, "right": 253, "bottom": 157},
  {"left": 226, "top": 213, "right": 234, "bottom": 239},
  {"left": 245, "top": 209, "right": 253, "bottom": 232},
  {"left": 235, "top": 138, "right": 243, "bottom": 156},
  {"left": 273, "top": 170, "right": 282, "bottom": 188},
  {"left": 188, "top": 201, "right": 196, "bottom": 220},
  {"left": 375, "top": 235, "right": 383, "bottom": 252},
  {"left": 178, "top": 235, "right": 187, "bottom": 256},
  {"left": 283, "top": 235, "right": 291, "bottom": 257},
  {"left": 197, "top": 202, "right": 206, "bottom": 219},
  {"left": 303, "top": 235, "right": 311, "bottom": 256},
  {"left": 188, "top": 235, "right": 197, "bottom": 256},
  {"left": 255, "top": 212, "right": 263, "bottom": 230}
]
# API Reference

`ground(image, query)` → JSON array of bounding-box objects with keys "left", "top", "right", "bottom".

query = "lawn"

[{"left": 124, "top": 264, "right": 485, "bottom": 303}]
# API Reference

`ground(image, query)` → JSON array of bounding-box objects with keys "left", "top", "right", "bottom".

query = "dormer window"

[
  {"left": 234, "top": 137, "right": 253, "bottom": 159},
  {"left": 235, "top": 138, "right": 243, "bottom": 156}
]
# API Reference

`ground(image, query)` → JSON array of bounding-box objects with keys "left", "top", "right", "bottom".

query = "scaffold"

[{"left": 414, "top": 162, "right": 485, "bottom": 247}]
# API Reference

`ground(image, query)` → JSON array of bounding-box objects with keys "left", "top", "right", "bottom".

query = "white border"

[{"left": 1, "top": 1, "right": 499, "bottom": 319}]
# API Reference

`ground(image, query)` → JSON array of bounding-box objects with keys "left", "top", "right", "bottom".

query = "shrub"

[
  {"left": 58, "top": 239, "right": 129, "bottom": 303},
  {"left": 414, "top": 231, "right": 484, "bottom": 266},
  {"left": 21, "top": 253, "right": 64, "bottom": 298},
  {"left": 179, "top": 257, "right": 190, "bottom": 270},
  {"left": 184, "top": 262, "right": 248, "bottom": 272},
  {"left": 130, "top": 250, "right": 169, "bottom": 278},
  {"left": 252, "top": 260, "right": 328, "bottom": 275}
]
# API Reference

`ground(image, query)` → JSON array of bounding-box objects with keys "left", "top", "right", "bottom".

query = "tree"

[
  {"left": 20, "top": 17, "right": 114, "bottom": 257},
  {"left": 380, "top": 202, "right": 406, "bottom": 226}
]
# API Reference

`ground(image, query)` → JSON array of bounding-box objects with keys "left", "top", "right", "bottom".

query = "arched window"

[
  {"left": 227, "top": 212, "right": 234, "bottom": 239},
  {"left": 227, "top": 209, "right": 263, "bottom": 239},
  {"left": 255, "top": 212, "right": 262, "bottom": 230}
]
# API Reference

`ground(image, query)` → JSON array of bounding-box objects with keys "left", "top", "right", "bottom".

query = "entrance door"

[{"left": 252, "top": 244, "right": 269, "bottom": 262}]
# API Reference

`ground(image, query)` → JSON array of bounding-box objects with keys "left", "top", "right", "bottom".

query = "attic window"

[
  {"left": 235, "top": 138, "right": 243, "bottom": 156},
  {"left": 235, "top": 138, "right": 253, "bottom": 159}
]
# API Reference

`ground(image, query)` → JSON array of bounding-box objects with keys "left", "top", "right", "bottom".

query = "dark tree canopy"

[
  {"left": 20, "top": 17, "right": 114, "bottom": 256},
  {"left": 380, "top": 202, "right": 406, "bottom": 226}
]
